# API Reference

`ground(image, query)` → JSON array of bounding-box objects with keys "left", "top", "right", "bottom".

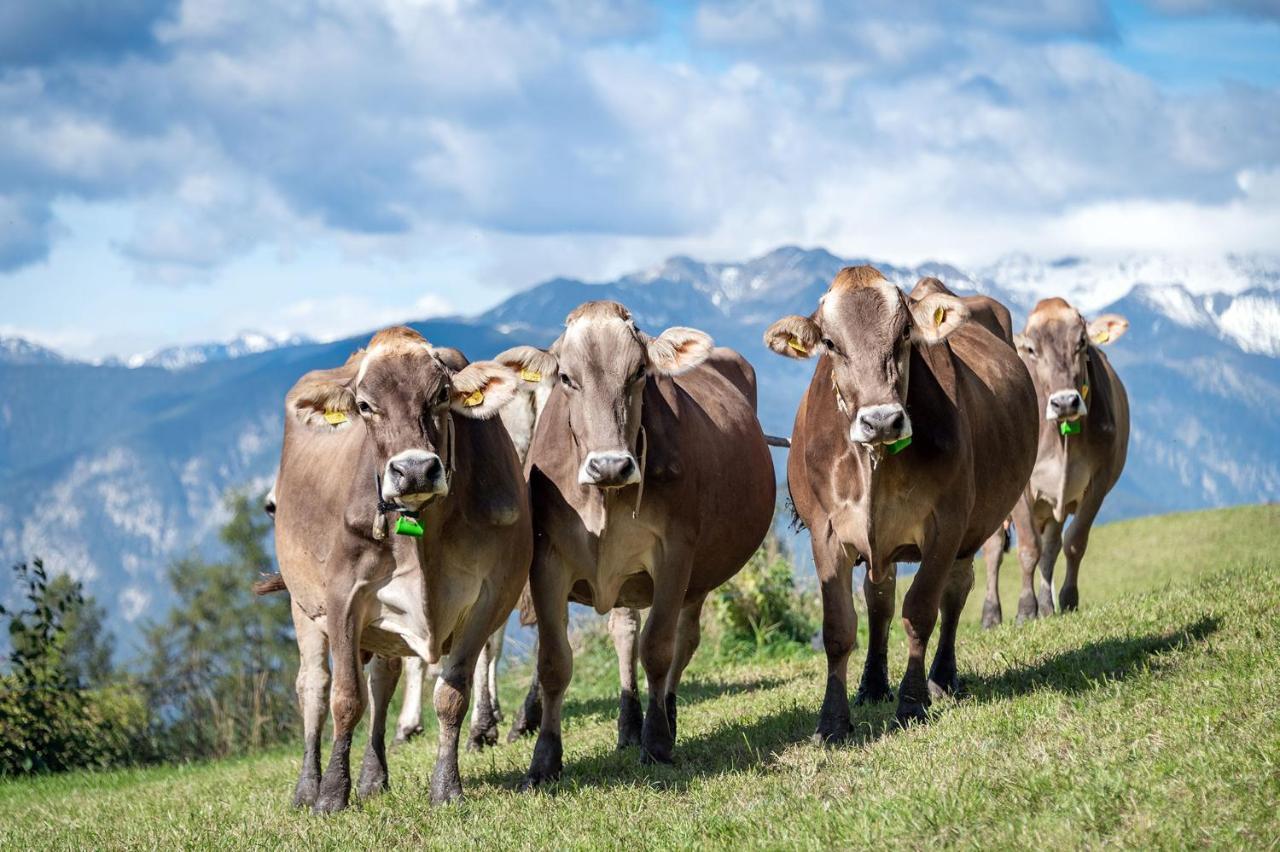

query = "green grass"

[{"left": 3, "top": 505, "right": 1278, "bottom": 849}]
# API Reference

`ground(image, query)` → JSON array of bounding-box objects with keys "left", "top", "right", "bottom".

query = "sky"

[{"left": 1, "top": 0, "right": 1278, "bottom": 359}]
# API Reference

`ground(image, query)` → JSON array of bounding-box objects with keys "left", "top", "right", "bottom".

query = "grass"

[{"left": 2, "top": 505, "right": 1278, "bottom": 849}]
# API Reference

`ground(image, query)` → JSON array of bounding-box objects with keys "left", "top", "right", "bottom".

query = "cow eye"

[
  {"left": 356, "top": 399, "right": 373, "bottom": 415},
  {"left": 629, "top": 365, "right": 646, "bottom": 384},
  {"left": 559, "top": 373, "right": 577, "bottom": 390},
  {"left": 435, "top": 385, "right": 449, "bottom": 405},
  {"left": 821, "top": 338, "right": 839, "bottom": 355}
]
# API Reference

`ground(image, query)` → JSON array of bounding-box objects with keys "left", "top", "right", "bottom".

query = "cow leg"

[
  {"left": 856, "top": 561, "right": 895, "bottom": 705},
  {"left": 979, "top": 531, "right": 1004, "bottom": 630},
  {"left": 813, "top": 531, "right": 856, "bottom": 743},
  {"left": 394, "top": 656, "right": 426, "bottom": 745},
  {"left": 927, "top": 558, "right": 974, "bottom": 700},
  {"left": 610, "top": 607, "right": 643, "bottom": 749},
  {"left": 639, "top": 550, "right": 693, "bottom": 765},
  {"left": 488, "top": 627, "right": 504, "bottom": 723},
  {"left": 1036, "top": 517, "right": 1064, "bottom": 618},
  {"left": 314, "top": 599, "right": 365, "bottom": 814},
  {"left": 663, "top": 598, "right": 706, "bottom": 741},
  {"left": 290, "top": 602, "right": 329, "bottom": 809},
  {"left": 357, "top": 654, "right": 402, "bottom": 798},
  {"left": 1013, "top": 499, "right": 1042, "bottom": 624},
  {"left": 522, "top": 553, "right": 572, "bottom": 788},
  {"left": 507, "top": 652, "right": 543, "bottom": 743},
  {"left": 466, "top": 632, "right": 500, "bottom": 751},
  {"left": 897, "top": 543, "right": 958, "bottom": 726},
  {"left": 1060, "top": 491, "right": 1102, "bottom": 613}
]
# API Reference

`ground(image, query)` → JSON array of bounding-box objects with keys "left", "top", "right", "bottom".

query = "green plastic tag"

[
  {"left": 1059, "top": 420, "right": 1082, "bottom": 436},
  {"left": 395, "top": 516, "right": 424, "bottom": 537},
  {"left": 886, "top": 435, "right": 912, "bottom": 455}
]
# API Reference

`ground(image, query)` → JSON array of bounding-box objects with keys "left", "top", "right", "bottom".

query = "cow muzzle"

[
  {"left": 1046, "top": 389, "right": 1086, "bottom": 422},
  {"left": 578, "top": 451, "right": 640, "bottom": 488},
  {"left": 850, "top": 404, "right": 912, "bottom": 446},
  {"left": 382, "top": 450, "right": 447, "bottom": 507}
]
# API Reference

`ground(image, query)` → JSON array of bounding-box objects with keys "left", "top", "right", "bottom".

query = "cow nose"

[
  {"left": 1046, "top": 390, "right": 1085, "bottom": 421},
  {"left": 579, "top": 452, "right": 639, "bottom": 488},
  {"left": 850, "top": 404, "right": 911, "bottom": 445},
  {"left": 384, "top": 451, "right": 445, "bottom": 500}
]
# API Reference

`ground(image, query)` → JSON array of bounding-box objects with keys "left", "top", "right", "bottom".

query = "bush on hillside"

[{"left": 709, "top": 531, "right": 818, "bottom": 658}]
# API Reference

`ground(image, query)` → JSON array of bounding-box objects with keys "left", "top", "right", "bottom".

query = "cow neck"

[
  {"left": 574, "top": 409, "right": 647, "bottom": 539},
  {"left": 1039, "top": 349, "right": 1092, "bottom": 517}
]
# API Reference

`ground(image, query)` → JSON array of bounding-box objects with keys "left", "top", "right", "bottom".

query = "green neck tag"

[
  {"left": 1059, "top": 420, "right": 1082, "bottom": 436},
  {"left": 886, "top": 435, "right": 912, "bottom": 455},
  {"left": 395, "top": 515, "right": 424, "bottom": 537}
]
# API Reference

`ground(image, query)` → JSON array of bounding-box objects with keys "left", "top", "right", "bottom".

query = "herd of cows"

[{"left": 255, "top": 266, "right": 1130, "bottom": 813}]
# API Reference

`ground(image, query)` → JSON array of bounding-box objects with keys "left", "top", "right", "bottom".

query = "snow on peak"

[{"left": 128, "top": 331, "right": 312, "bottom": 370}]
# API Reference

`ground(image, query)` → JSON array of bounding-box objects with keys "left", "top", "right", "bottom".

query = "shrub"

[{"left": 710, "top": 537, "right": 819, "bottom": 658}]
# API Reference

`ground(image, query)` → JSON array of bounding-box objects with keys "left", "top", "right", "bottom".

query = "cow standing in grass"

[
  {"left": 980, "top": 298, "right": 1130, "bottom": 626},
  {"left": 272, "top": 327, "right": 530, "bottom": 813},
  {"left": 766, "top": 268, "right": 1037, "bottom": 732},
  {"left": 511, "top": 301, "right": 775, "bottom": 783}
]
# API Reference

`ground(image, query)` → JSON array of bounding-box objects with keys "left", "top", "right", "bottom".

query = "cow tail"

[{"left": 253, "top": 573, "right": 288, "bottom": 595}]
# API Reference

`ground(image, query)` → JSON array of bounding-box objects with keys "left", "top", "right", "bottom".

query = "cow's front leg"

[
  {"left": 1060, "top": 490, "right": 1102, "bottom": 613},
  {"left": 609, "top": 607, "right": 643, "bottom": 749},
  {"left": 1013, "top": 498, "right": 1041, "bottom": 624},
  {"left": 394, "top": 656, "right": 426, "bottom": 745},
  {"left": 856, "top": 561, "right": 895, "bottom": 705},
  {"left": 314, "top": 599, "right": 365, "bottom": 814},
  {"left": 357, "top": 655, "right": 402, "bottom": 799},
  {"left": 812, "top": 531, "right": 856, "bottom": 743},
  {"left": 639, "top": 552, "right": 691, "bottom": 765},
  {"left": 928, "top": 558, "right": 974, "bottom": 699},
  {"left": 290, "top": 602, "right": 329, "bottom": 809},
  {"left": 522, "top": 547, "right": 572, "bottom": 788},
  {"left": 663, "top": 598, "right": 705, "bottom": 741},
  {"left": 430, "top": 662, "right": 472, "bottom": 804},
  {"left": 1036, "top": 517, "right": 1064, "bottom": 617},
  {"left": 897, "top": 542, "right": 957, "bottom": 726}
]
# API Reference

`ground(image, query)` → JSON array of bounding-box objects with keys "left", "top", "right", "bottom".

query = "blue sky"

[{"left": 2, "top": 0, "right": 1278, "bottom": 359}]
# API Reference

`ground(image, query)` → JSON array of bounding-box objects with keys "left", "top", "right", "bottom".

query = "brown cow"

[
  {"left": 979, "top": 298, "right": 1129, "bottom": 626},
  {"left": 273, "top": 326, "right": 531, "bottom": 813},
  {"left": 506, "top": 301, "right": 775, "bottom": 783},
  {"left": 765, "top": 269, "right": 1037, "bottom": 732}
]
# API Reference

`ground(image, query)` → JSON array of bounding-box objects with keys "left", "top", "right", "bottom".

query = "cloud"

[
  {"left": 0, "top": 0, "right": 1276, "bottom": 287},
  {"left": 0, "top": 0, "right": 178, "bottom": 69}
]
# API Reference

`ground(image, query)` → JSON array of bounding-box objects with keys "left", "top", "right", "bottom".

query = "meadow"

[{"left": 1, "top": 505, "right": 1277, "bottom": 849}]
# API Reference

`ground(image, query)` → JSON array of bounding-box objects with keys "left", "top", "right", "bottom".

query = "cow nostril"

[
  {"left": 388, "top": 460, "right": 407, "bottom": 479},
  {"left": 889, "top": 412, "right": 904, "bottom": 432},
  {"left": 423, "top": 456, "right": 442, "bottom": 481}
]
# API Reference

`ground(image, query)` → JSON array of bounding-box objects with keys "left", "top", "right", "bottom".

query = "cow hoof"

[
  {"left": 895, "top": 701, "right": 929, "bottom": 727},
  {"left": 812, "top": 720, "right": 852, "bottom": 746},
  {"left": 640, "top": 744, "right": 674, "bottom": 765},
  {"left": 292, "top": 777, "right": 319, "bottom": 809},
  {"left": 1037, "top": 590, "right": 1055, "bottom": 618},
  {"left": 1059, "top": 587, "right": 1079, "bottom": 612},
  {"left": 1015, "top": 593, "right": 1038, "bottom": 625},
  {"left": 980, "top": 600, "right": 1002, "bottom": 630},
  {"left": 312, "top": 785, "right": 350, "bottom": 815},
  {"left": 522, "top": 733, "right": 562, "bottom": 790},
  {"left": 616, "top": 694, "right": 643, "bottom": 750},
  {"left": 356, "top": 753, "right": 389, "bottom": 799},
  {"left": 466, "top": 725, "right": 499, "bottom": 752},
  {"left": 927, "top": 675, "right": 964, "bottom": 701},
  {"left": 393, "top": 724, "right": 423, "bottom": 747},
  {"left": 854, "top": 684, "right": 894, "bottom": 706}
]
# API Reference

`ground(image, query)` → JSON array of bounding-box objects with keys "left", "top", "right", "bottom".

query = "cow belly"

[{"left": 360, "top": 626, "right": 415, "bottom": 658}]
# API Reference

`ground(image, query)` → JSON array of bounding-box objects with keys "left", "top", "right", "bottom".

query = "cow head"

[
  {"left": 506, "top": 301, "right": 712, "bottom": 488},
  {"left": 765, "top": 267, "right": 968, "bottom": 447},
  {"left": 290, "top": 327, "right": 519, "bottom": 509},
  {"left": 1015, "top": 299, "right": 1128, "bottom": 423}
]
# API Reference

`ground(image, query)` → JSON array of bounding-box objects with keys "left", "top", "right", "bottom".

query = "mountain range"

[{"left": 3, "top": 246, "right": 1278, "bottom": 648}]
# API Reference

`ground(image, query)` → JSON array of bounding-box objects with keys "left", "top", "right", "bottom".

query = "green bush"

[
  {"left": 710, "top": 538, "right": 818, "bottom": 658},
  {"left": 0, "top": 559, "right": 147, "bottom": 775}
]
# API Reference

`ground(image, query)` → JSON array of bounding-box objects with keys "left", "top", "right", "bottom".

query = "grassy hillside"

[{"left": 2, "top": 505, "right": 1277, "bottom": 848}]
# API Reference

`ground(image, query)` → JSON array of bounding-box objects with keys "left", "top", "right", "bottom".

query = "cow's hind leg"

[
  {"left": 430, "top": 660, "right": 472, "bottom": 804},
  {"left": 813, "top": 531, "right": 856, "bottom": 743},
  {"left": 290, "top": 603, "right": 329, "bottom": 809},
  {"left": 394, "top": 656, "right": 425, "bottom": 745},
  {"left": 467, "top": 630, "right": 502, "bottom": 751},
  {"left": 1013, "top": 499, "right": 1041, "bottom": 624},
  {"left": 358, "top": 655, "right": 402, "bottom": 798},
  {"left": 610, "top": 607, "right": 643, "bottom": 748},
  {"left": 1060, "top": 490, "right": 1103, "bottom": 612},
  {"left": 507, "top": 662, "right": 543, "bottom": 743},
  {"left": 663, "top": 598, "right": 705, "bottom": 741},
  {"left": 1036, "top": 517, "right": 1064, "bottom": 618},
  {"left": 979, "top": 530, "right": 1004, "bottom": 629},
  {"left": 856, "top": 561, "right": 895, "bottom": 704},
  {"left": 897, "top": 542, "right": 959, "bottom": 726},
  {"left": 928, "top": 558, "right": 974, "bottom": 700},
  {"left": 638, "top": 549, "right": 693, "bottom": 765},
  {"left": 314, "top": 598, "right": 365, "bottom": 814}
]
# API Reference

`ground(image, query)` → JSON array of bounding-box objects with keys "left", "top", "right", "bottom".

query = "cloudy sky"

[{"left": 2, "top": 0, "right": 1278, "bottom": 359}]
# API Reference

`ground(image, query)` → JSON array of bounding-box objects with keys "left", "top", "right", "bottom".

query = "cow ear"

[
  {"left": 909, "top": 293, "right": 969, "bottom": 345},
  {"left": 494, "top": 345, "right": 558, "bottom": 388},
  {"left": 450, "top": 361, "right": 519, "bottom": 418},
  {"left": 288, "top": 374, "right": 357, "bottom": 431},
  {"left": 646, "top": 327, "right": 713, "bottom": 375},
  {"left": 1013, "top": 333, "right": 1032, "bottom": 354},
  {"left": 1087, "top": 314, "right": 1128, "bottom": 345},
  {"left": 764, "top": 315, "right": 820, "bottom": 359}
]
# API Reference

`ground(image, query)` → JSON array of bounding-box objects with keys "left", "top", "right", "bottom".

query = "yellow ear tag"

[
  {"left": 519, "top": 368, "right": 542, "bottom": 383},
  {"left": 463, "top": 389, "right": 485, "bottom": 407},
  {"left": 1081, "top": 382, "right": 1089, "bottom": 400},
  {"left": 1092, "top": 330, "right": 1110, "bottom": 344},
  {"left": 323, "top": 410, "right": 348, "bottom": 425},
  {"left": 933, "top": 306, "right": 946, "bottom": 327},
  {"left": 786, "top": 338, "right": 808, "bottom": 355}
]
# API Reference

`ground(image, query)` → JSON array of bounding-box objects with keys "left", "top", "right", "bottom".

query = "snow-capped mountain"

[
  {"left": 2, "top": 246, "right": 1278, "bottom": 649},
  {"left": 127, "top": 331, "right": 314, "bottom": 370}
]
